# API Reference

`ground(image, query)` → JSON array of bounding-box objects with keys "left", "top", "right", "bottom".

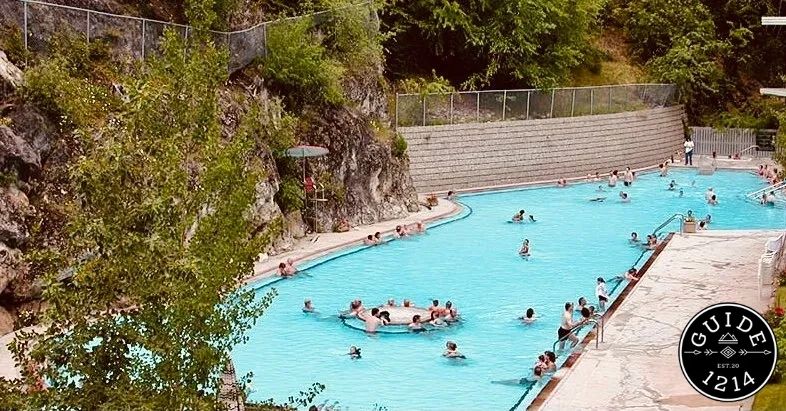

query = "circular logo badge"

[{"left": 679, "top": 303, "right": 777, "bottom": 402}]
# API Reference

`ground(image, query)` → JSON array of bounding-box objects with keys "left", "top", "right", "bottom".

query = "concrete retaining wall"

[{"left": 400, "top": 106, "right": 686, "bottom": 193}]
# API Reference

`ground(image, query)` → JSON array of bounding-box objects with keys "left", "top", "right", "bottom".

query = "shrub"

[
  {"left": 318, "top": 0, "right": 382, "bottom": 73},
  {"left": 392, "top": 133, "right": 407, "bottom": 158},
  {"left": 276, "top": 177, "right": 305, "bottom": 212},
  {"left": 262, "top": 18, "right": 345, "bottom": 108}
]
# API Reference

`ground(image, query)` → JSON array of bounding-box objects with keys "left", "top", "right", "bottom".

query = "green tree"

[
  {"left": 382, "top": 0, "right": 604, "bottom": 89},
  {"left": 4, "top": 30, "right": 278, "bottom": 409}
]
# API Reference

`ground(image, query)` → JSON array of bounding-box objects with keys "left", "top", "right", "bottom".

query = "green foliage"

[
  {"left": 21, "top": 33, "right": 118, "bottom": 130},
  {"left": 5, "top": 31, "right": 280, "bottom": 409},
  {"left": 0, "top": 24, "right": 31, "bottom": 67},
  {"left": 775, "top": 111, "right": 786, "bottom": 171},
  {"left": 241, "top": 98, "right": 298, "bottom": 155},
  {"left": 317, "top": 0, "right": 382, "bottom": 73},
  {"left": 397, "top": 72, "right": 455, "bottom": 95},
  {"left": 185, "top": 0, "right": 240, "bottom": 31},
  {"left": 317, "top": 171, "right": 346, "bottom": 204},
  {"left": 262, "top": 18, "right": 345, "bottom": 108},
  {"left": 702, "top": 98, "right": 783, "bottom": 130},
  {"left": 383, "top": 0, "right": 605, "bottom": 89},
  {"left": 276, "top": 177, "right": 305, "bottom": 212},
  {"left": 392, "top": 133, "right": 407, "bottom": 158}
]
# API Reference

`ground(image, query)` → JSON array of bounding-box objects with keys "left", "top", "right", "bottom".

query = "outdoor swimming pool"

[{"left": 233, "top": 169, "right": 785, "bottom": 410}]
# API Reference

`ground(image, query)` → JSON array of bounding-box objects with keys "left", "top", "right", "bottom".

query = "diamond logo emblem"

[{"left": 721, "top": 346, "right": 736, "bottom": 359}]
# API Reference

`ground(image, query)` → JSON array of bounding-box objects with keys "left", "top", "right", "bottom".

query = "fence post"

[
  {"left": 422, "top": 95, "right": 426, "bottom": 126},
  {"left": 263, "top": 24, "right": 268, "bottom": 58},
  {"left": 86, "top": 11, "right": 90, "bottom": 43},
  {"left": 449, "top": 93, "right": 454, "bottom": 124},
  {"left": 525, "top": 91, "right": 530, "bottom": 120},
  {"left": 394, "top": 94, "right": 399, "bottom": 130},
  {"left": 549, "top": 89, "right": 555, "bottom": 118},
  {"left": 23, "top": 1, "right": 28, "bottom": 56},
  {"left": 590, "top": 89, "right": 594, "bottom": 115},
  {"left": 141, "top": 19, "right": 146, "bottom": 58},
  {"left": 570, "top": 89, "right": 576, "bottom": 117},
  {"left": 641, "top": 85, "right": 648, "bottom": 106},
  {"left": 608, "top": 86, "right": 612, "bottom": 112},
  {"left": 476, "top": 92, "right": 480, "bottom": 122},
  {"left": 502, "top": 90, "right": 507, "bottom": 121}
]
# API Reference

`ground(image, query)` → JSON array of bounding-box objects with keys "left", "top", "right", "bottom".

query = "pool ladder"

[
  {"left": 552, "top": 318, "right": 603, "bottom": 353},
  {"left": 652, "top": 213, "right": 686, "bottom": 236}
]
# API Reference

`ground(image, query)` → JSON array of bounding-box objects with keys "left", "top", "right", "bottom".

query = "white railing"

[
  {"left": 690, "top": 127, "right": 776, "bottom": 158},
  {"left": 16, "top": 0, "right": 375, "bottom": 72},
  {"left": 746, "top": 181, "right": 786, "bottom": 200},
  {"left": 395, "top": 83, "right": 679, "bottom": 128}
]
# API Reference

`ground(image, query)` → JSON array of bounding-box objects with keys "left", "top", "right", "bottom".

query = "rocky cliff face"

[{"left": 0, "top": 1, "right": 419, "bottom": 337}]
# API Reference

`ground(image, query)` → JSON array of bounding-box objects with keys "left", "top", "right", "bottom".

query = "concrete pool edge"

[{"left": 526, "top": 232, "right": 675, "bottom": 411}]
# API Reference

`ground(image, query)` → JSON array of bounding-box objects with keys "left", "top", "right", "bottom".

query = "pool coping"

[{"left": 526, "top": 232, "right": 675, "bottom": 411}]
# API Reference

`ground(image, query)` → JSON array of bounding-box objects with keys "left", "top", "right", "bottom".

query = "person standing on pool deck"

[
  {"left": 684, "top": 136, "right": 694, "bottom": 165},
  {"left": 558, "top": 302, "right": 583, "bottom": 350},
  {"left": 596, "top": 277, "right": 609, "bottom": 311}
]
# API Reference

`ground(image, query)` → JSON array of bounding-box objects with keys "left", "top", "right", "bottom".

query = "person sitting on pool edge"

[
  {"left": 519, "top": 239, "right": 531, "bottom": 257},
  {"left": 303, "top": 299, "right": 314, "bottom": 313},
  {"left": 512, "top": 210, "right": 526, "bottom": 222},
  {"left": 443, "top": 341, "right": 465, "bottom": 358},
  {"left": 403, "top": 299, "right": 414, "bottom": 307},
  {"left": 520, "top": 307, "right": 537, "bottom": 324},
  {"left": 408, "top": 315, "right": 425, "bottom": 332}
]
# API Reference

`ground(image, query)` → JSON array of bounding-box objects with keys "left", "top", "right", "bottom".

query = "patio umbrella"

[{"left": 284, "top": 145, "right": 330, "bottom": 183}]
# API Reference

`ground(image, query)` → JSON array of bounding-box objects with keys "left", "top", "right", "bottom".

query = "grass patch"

[
  {"left": 753, "top": 379, "right": 786, "bottom": 411},
  {"left": 775, "top": 286, "right": 786, "bottom": 309}
]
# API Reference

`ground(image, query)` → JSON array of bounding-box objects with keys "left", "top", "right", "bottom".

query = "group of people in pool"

[
  {"left": 361, "top": 222, "right": 427, "bottom": 246},
  {"left": 276, "top": 259, "right": 298, "bottom": 277},
  {"left": 758, "top": 165, "right": 781, "bottom": 185},
  {"left": 629, "top": 232, "right": 659, "bottom": 250},
  {"left": 338, "top": 298, "right": 460, "bottom": 334}
]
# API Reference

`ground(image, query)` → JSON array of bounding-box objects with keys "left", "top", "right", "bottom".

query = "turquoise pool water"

[{"left": 233, "top": 169, "right": 784, "bottom": 410}]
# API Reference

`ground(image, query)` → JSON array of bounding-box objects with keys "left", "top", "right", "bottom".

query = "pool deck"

[
  {"left": 245, "top": 197, "right": 460, "bottom": 283},
  {"left": 532, "top": 230, "right": 781, "bottom": 411}
]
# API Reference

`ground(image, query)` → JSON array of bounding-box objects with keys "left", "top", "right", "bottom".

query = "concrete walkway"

[
  {"left": 536, "top": 230, "right": 780, "bottom": 411},
  {"left": 246, "top": 198, "right": 460, "bottom": 283}
]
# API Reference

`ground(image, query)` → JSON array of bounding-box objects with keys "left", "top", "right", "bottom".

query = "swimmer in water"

[
  {"left": 278, "top": 260, "right": 297, "bottom": 277},
  {"left": 629, "top": 232, "right": 639, "bottom": 243},
  {"left": 708, "top": 194, "right": 718, "bottom": 205},
  {"left": 578, "top": 296, "right": 588, "bottom": 312},
  {"left": 668, "top": 180, "right": 676, "bottom": 191},
  {"left": 593, "top": 172, "right": 601, "bottom": 182},
  {"left": 385, "top": 299, "right": 397, "bottom": 307},
  {"left": 589, "top": 196, "right": 606, "bottom": 202},
  {"left": 409, "top": 315, "right": 425, "bottom": 331},
  {"left": 445, "top": 301, "right": 459, "bottom": 322},
  {"left": 519, "top": 239, "right": 531, "bottom": 257},
  {"left": 520, "top": 307, "right": 537, "bottom": 324},
  {"left": 363, "top": 234, "right": 375, "bottom": 246},
  {"left": 596, "top": 185, "right": 606, "bottom": 192},
  {"left": 625, "top": 267, "right": 640, "bottom": 281},
  {"left": 395, "top": 225, "right": 409, "bottom": 238},
  {"left": 348, "top": 346, "right": 361, "bottom": 359},
  {"left": 303, "top": 299, "right": 314, "bottom": 313},
  {"left": 596, "top": 278, "right": 609, "bottom": 311},
  {"left": 543, "top": 351, "right": 557, "bottom": 373},
  {"left": 512, "top": 210, "right": 526, "bottom": 222},
  {"left": 609, "top": 170, "right": 619, "bottom": 187},
  {"left": 403, "top": 299, "right": 413, "bottom": 307},
  {"left": 429, "top": 299, "right": 444, "bottom": 315},
  {"left": 558, "top": 302, "right": 583, "bottom": 349},
  {"left": 379, "top": 310, "right": 391, "bottom": 326},
  {"left": 619, "top": 191, "right": 630, "bottom": 202},
  {"left": 443, "top": 341, "right": 465, "bottom": 358},
  {"left": 528, "top": 214, "right": 537, "bottom": 222},
  {"left": 365, "top": 308, "right": 383, "bottom": 333},
  {"left": 429, "top": 310, "right": 446, "bottom": 327},
  {"left": 374, "top": 232, "right": 383, "bottom": 244},
  {"left": 679, "top": 188, "right": 684, "bottom": 197}
]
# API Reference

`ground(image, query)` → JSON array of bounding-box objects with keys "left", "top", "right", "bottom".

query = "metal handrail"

[
  {"left": 738, "top": 145, "right": 760, "bottom": 156},
  {"left": 652, "top": 213, "right": 685, "bottom": 237},
  {"left": 747, "top": 181, "right": 786, "bottom": 199},
  {"left": 552, "top": 319, "right": 601, "bottom": 353}
]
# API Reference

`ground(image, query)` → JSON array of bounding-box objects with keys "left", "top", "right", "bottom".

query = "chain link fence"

[
  {"left": 395, "top": 84, "right": 679, "bottom": 128},
  {"left": 14, "top": 0, "right": 375, "bottom": 72}
]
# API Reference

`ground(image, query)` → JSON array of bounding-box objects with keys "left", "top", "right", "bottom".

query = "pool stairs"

[{"left": 745, "top": 181, "right": 786, "bottom": 207}]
